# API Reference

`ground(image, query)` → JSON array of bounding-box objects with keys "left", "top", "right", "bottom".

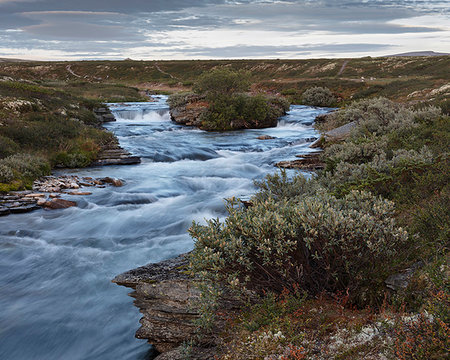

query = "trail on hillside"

[
  {"left": 154, "top": 62, "right": 177, "bottom": 80},
  {"left": 337, "top": 60, "right": 349, "bottom": 76},
  {"left": 66, "top": 65, "right": 82, "bottom": 78}
]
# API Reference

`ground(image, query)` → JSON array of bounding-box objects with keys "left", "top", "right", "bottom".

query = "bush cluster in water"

[{"left": 169, "top": 68, "right": 290, "bottom": 131}]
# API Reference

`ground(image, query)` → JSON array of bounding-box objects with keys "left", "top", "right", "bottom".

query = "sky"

[{"left": 0, "top": 0, "right": 448, "bottom": 60}]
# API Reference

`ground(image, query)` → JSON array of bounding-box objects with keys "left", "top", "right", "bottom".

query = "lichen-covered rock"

[{"left": 113, "top": 254, "right": 201, "bottom": 353}]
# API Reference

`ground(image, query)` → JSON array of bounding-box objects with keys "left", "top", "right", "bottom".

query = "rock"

[
  {"left": 100, "top": 177, "right": 123, "bottom": 187},
  {"left": 113, "top": 254, "right": 199, "bottom": 352},
  {"left": 0, "top": 207, "right": 11, "bottom": 216},
  {"left": 24, "top": 193, "right": 45, "bottom": 198},
  {"left": 257, "top": 135, "right": 276, "bottom": 140},
  {"left": 385, "top": 262, "right": 424, "bottom": 291},
  {"left": 93, "top": 107, "right": 116, "bottom": 123},
  {"left": 44, "top": 198, "right": 77, "bottom": 209},
  {"left": 92, "top": 157, "right": 141, "bottom": 166},
  {"left": 169, "top": 94, "right": 207, "bottom": 127},
  {"left": 154, "top": 346, "right": 216, "bottom": 360},
  {"left": 113, "top": 253, "right": 241, "bottom": 354},
  {"left": 276, "top": 152, "right": 324, "bottom": 170},
  {"left": 69, "top": 182, "right": 80, "bottom": 189},
  {"left": 9, "top": 204, "right": 40, "bottom": 213},
  {"left": 324, "top": 121, "right": 357, "bottom": 141},
  {"left": 49, "top": 194, "right": 60, "bottom": 198},
  {"left": 92, "top": 144, "right": 141, "bottom": 166},
  {"left": 37, "top": 198, "right": 47, "bottom": 206},
  {"left": 68, "top": 191, "right": 92, "bottom": 196}
]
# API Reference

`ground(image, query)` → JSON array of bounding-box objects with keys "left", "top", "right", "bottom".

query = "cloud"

[{"left": 0, "top": 0, "right": 448, "bottom": 60}]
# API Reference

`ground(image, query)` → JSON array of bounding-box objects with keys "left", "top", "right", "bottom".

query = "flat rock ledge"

[
  {"left": 276, "top": 152, "right": 324, "bottom": 171},
  {"left": 113, "top": 253, "right": 241, "bottom": 359},
  {"left": 0, "top": 175, "right": 124, "bottom": 217},
  {"left": 93, "top": 107, "right": 116, "bottom": 123},
  {"left": 91, "top": 144, "right": 141, "bottom": 166},
  {"left": 113, "top": 253, "right": 203, "bottom": 356}
]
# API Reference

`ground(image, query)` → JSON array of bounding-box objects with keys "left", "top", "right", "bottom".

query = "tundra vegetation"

[
  {"left": 189, "top": 97, "right": 449, "bottom": 359},
  {"left": 169, "top": 68, "right": 290, "bottom": 130},
  {"left": 0, "top": 79, "right": 118, "bottom": 192},
  {"left": 0, "top": 57, "right": 448, "bottom": 357}
]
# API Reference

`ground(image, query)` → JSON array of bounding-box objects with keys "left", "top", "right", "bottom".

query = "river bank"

[{"left": 0, "top": 96, "right": 331, "bottom": 360}]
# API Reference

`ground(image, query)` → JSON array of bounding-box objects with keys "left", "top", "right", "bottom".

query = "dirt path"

[
  {"left": 154, "top": 62, "right": 177, "bottom": 80},
  {"left": 337, "top": 60, "right": 349, "bottom": 76},
  {"left": 66, "top": 65, "right": 82, "bottom": 78}
]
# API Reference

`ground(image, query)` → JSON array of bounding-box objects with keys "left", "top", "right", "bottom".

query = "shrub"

[
  {"left": 0, "top": 135, "right": 19, "bottom": 159},
  {"left": 52, "top": 150, "right": 94, "bottom": 168},
  {"left": 193, "top": 68, "right": 250, "bottom": 97},
  {"left": 315, "top": 97, "right": 416, "bottom": 134},
  {"left": 302, "top": 87, "right": 336, "bottom": 107},
  {"left": 190, "top": 174, "right": 408, "bottom": 306},
  {"left": 0, "top": 153, "right": 50, "bottom": 182},
  {"left": 0, "top": 163, "right": 14, "bottom": 183},
  {"left": 393, "top": 313, "right": 449, "bottom": 360},
  {"left": 199, "top": 93, "right": 287, "bottom": 131}
]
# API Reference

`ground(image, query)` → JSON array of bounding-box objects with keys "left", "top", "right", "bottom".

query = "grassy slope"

[{"left": 0, "top": 56, "right": 448, "bottom": 104}]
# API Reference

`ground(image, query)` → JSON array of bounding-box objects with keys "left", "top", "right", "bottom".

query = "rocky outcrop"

[
  {"left": 169, "top": 94, "right": 207, "bottom": 128},
  {"left": 0, "top": 175, "right": 124, "bottom": 216},
  {"left": 276, "top": 152, "right": 324, "bottom": 171},
  {"left": 113, "top": 254, "right": 201, "bottom": 353},
  {"left": 92, "top": 144, "right": 141, "bottom": 166},
  {"left": 113, "top": 253, "right": 242, "bottom": 359},
  {"left": 324, "top": 121, "right": 357, "bottom": 141},
  {"left": 93, "top": 107, "right": 116, "bottom": 123}
]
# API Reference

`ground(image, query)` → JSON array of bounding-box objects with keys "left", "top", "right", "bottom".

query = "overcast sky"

[{"left": 0, "top": 0, "right": 448, "bottom": 60}]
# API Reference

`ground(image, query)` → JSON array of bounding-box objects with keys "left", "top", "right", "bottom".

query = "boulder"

[
  {"left": 44, "top": 198, "right": 77, "bottom": 209},
  {"left": 324, "top": 121, "right": 357, "bottom": 141},
  {"left": 257, "top": 135, "right": 276, "bottom": 140},
  {"left": 100, "top": 177, "right": 123, "bottom": 187}
]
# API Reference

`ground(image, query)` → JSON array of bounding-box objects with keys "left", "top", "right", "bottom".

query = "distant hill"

[
  {"left": 0, "top": 57, "right": 30, "bottom": 63},
  {"left": 386, "top": 51, "right": 449, "bottom": 57}
]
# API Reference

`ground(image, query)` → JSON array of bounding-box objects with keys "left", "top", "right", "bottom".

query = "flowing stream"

[{"left": 0, "top": 96, "right": 329, "bottom": 360}]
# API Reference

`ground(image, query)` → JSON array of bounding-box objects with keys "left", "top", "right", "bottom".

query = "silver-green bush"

[
  {"left": 189, "top": 174, "right": 408, "bottom": 305},
  {"left": 302, "top": 87, "right": 336, "bottom": 107}
]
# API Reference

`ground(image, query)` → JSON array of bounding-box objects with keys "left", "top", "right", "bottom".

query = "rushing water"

[{"left": 0, "top": 96, "right": 329, "bottom": 360}]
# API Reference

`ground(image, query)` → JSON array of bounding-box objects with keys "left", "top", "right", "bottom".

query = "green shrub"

[
  {"left": 302, "top": 87, "right": 336, "bottom": 107},
  {"left": 167, "top": 92, "right": 197, "bottom": 108},
  {"left": 0, "top": 163, "right": 14, "bottom": 183},
  {"left": 281, "top": 88, "right": 298, "bottom": 96},
  {"left": 193, "top": 68, "right": 250, "bottom": 97},
  {"left": 199, "top": 93, "right": 287, "bottom": 131},
  {"left": 190, "top": 174, "right": 408, "bottom": 306},
  {"left": 51, "top": 150, "right": 94, "bottom": 168},
  {"left": 0, "top": 135, "right": 19, "bottom": 159},
  {"left": 0, "top": 153, "right": 50, "bottom": 183}
]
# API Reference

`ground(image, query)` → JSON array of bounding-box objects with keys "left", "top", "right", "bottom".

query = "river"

[{"left": 0, "top": 96, "right": 329, "bottom": 360}]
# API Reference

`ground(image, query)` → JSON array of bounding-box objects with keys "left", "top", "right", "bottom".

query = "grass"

[{"left": 0, "top": 79, "right": 118, "bottom": 191}]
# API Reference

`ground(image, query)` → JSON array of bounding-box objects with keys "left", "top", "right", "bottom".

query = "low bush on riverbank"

[
  {"left": 0, "top": 79, "right": 116, "bottom": 191},
  {"left": 188, "top": 96, "right": 449, "bottom": 358},
  {"left": 0, "top": 154, "right": 50, "bottom": 191},
  {"left": 302, "top": 87, "right": 336, "bottom": 107}
]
